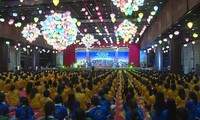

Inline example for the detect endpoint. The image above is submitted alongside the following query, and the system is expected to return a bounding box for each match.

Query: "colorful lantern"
[40,11,78,52]
[21,23,40,43]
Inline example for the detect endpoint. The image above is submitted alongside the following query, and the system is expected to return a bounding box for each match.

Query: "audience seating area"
[0,69,199,120]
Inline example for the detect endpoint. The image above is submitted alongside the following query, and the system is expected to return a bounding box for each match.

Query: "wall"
[182,40,200,74]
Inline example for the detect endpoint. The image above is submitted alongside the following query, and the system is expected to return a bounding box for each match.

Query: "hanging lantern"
[111,18,116,23]
[77,21,81,26]
[138,13,144,18]
[34,17,39,23]
[53,0,59,6]
[187,22,193,29]
[193,33,198,38]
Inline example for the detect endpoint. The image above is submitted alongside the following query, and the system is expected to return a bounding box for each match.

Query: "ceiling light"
[169,34,173,39]
[158,40,162,44]
[154,6,158,11]
[81,8,86,12]
[13,13,18,17]
[184,44,187,47]
[174,31,179,35]
[0,18,5,22]
[166,46,170,49]
[39,10,42,14]
[185,38,189,42]
[150,11,156,16]
[163,38,168,42]
[95,6,99,10]
[192,41,195,44]
[6,41,10,45]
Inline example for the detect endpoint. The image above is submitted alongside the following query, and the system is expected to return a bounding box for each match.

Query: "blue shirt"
[67,101,80,120]
[89,106,109,120]
[125,108,143,120]
[0,103,9,116]
[185,100,200,120]
[53,104,68,120]
[161,110,168,120]
[16,105,34,120]
[99,97,111,111]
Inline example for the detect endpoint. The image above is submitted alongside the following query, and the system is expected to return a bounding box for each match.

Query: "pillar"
[0,41,8,72]
[170,36,182,73]
[31,48,39,70]
[155,45,163,71]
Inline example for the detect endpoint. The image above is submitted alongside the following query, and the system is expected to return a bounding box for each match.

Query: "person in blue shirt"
[123,92,134,111]
[0,92,9,118]
[75,108,86,120]
[185,91,200,120]
[161,98,177,120]
[89,95,110,120]
[177,107,189,120]
[15,97,34,120]
[153,92,165,120]
[53,95,68,120]
[125,99,143,120]
[98,89,111,111]
[40,101,57,120]
[65,92,80,120]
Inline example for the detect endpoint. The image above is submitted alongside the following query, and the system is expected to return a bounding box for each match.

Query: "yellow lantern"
[77,21,81,26]
[187,22,193,29]
[53,0,59,6]
[111,18,116,23]
[138,13,143,18]
[193,33,198,38]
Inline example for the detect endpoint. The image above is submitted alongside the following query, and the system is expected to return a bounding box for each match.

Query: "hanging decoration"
[111,0,145,16]
[40,11,78,52]
[81,34,97,49]
[110,13,116,23]
[116,19,137,42]
[53,0,59,6]
[21,23,41,43]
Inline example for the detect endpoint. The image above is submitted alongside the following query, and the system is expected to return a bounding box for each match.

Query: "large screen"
[118,52,129,62]
[76,52,87,62]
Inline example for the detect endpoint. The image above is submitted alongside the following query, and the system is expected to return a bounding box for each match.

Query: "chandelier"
[21,23,40,43]
[116,19,137,42]
[40,11,78,52]
[81,34,97,49]
[111,0,145,15]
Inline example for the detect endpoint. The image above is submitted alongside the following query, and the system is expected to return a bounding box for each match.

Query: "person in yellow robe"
[29,88,42,109]
[75,87,87,110]
[40,90,53,115]
[6,85,19,107]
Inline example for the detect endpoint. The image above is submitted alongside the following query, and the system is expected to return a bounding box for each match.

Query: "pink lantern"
[21,16,25,20]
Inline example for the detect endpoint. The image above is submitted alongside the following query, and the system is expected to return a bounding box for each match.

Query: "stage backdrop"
[63,43,140,67]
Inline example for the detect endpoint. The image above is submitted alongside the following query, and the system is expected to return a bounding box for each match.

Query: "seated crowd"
[0,69,199,120]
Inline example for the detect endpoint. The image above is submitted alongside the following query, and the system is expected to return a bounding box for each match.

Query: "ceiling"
[143,3,200,52]
[0,0,167,48]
